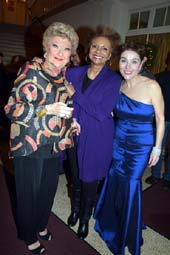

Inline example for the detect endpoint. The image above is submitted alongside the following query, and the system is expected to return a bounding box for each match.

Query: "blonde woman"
[5,22,80,254]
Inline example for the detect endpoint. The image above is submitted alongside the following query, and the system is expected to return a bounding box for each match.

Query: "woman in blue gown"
[94,41,165,255]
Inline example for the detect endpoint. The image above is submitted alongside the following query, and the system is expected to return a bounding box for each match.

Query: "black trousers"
[67,146,98,207]
[13,156,60,245]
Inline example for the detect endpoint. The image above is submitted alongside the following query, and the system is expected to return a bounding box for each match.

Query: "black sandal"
[28,244,45,254]
[39,230,52,241]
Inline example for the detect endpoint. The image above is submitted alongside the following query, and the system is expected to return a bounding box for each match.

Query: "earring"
[85,55,91,64]
[106,58,112,66]
[44,52,47,59]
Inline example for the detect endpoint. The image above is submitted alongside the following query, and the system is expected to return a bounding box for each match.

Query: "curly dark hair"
[87,25,121,59]
[118,41,146,61]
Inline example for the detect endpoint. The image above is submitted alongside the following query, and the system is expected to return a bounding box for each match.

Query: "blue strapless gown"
[94,92,155,255]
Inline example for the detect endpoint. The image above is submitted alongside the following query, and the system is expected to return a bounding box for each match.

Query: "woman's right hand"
[46,102,73,118]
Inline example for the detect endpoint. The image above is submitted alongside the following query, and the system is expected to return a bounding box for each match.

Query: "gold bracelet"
[36,106,47,117]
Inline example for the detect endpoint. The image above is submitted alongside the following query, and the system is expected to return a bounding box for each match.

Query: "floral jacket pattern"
[4,59,75,157]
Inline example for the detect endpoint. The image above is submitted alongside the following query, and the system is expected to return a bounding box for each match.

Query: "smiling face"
[45,36,72,70]
[88,36,112,67]
[119,50,142,80]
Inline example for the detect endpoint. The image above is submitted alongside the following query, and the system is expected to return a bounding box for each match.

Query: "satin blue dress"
[94,92,155,255]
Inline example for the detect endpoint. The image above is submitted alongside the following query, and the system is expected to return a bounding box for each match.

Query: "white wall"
[44,0,129,43]
[44,0,169,43]
[45,1,100,29]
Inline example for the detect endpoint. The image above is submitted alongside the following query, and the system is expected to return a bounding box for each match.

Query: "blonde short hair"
[43,22,79,54]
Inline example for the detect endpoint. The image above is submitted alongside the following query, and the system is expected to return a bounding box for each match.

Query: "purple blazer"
[66,65,122,182]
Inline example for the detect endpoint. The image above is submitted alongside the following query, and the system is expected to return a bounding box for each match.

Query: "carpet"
[142,181,170,240]
[0,166,100,255]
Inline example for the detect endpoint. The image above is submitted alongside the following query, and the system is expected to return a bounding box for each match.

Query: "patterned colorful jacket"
[4,59,75,157]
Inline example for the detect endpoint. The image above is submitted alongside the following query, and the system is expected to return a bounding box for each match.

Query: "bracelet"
[35,106,47,117]
[23,105,34,123]
[152,146,161,156]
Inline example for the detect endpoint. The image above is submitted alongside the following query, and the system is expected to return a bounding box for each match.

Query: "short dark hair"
[118,41,146,61]
[86,26,121,62]
[0,52,4,57]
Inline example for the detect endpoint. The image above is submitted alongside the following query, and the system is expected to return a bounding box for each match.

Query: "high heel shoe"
[38,230,52,241]
[28,244,45,254]
[67,211,79,226]
[77,221,89,239]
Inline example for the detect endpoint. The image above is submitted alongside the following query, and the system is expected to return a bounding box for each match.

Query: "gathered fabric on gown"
[94,92,155,255]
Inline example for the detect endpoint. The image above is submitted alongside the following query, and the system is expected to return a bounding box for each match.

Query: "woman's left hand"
[46,102,73,118]
[71,118,81,135]
[148,151,160,167]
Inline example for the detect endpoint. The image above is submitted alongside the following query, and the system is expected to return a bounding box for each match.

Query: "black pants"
[13,156,60,245]
[67,146,98,210]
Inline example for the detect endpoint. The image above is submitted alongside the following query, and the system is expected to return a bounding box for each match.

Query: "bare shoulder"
[145,78,163,106]
[142,77,161,93]
[149,79,161,93]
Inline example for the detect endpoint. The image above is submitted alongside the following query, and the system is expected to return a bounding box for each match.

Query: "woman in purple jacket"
[66,26,122,239]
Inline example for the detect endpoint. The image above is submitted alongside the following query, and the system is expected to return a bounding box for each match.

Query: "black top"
[81,73,93,93]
